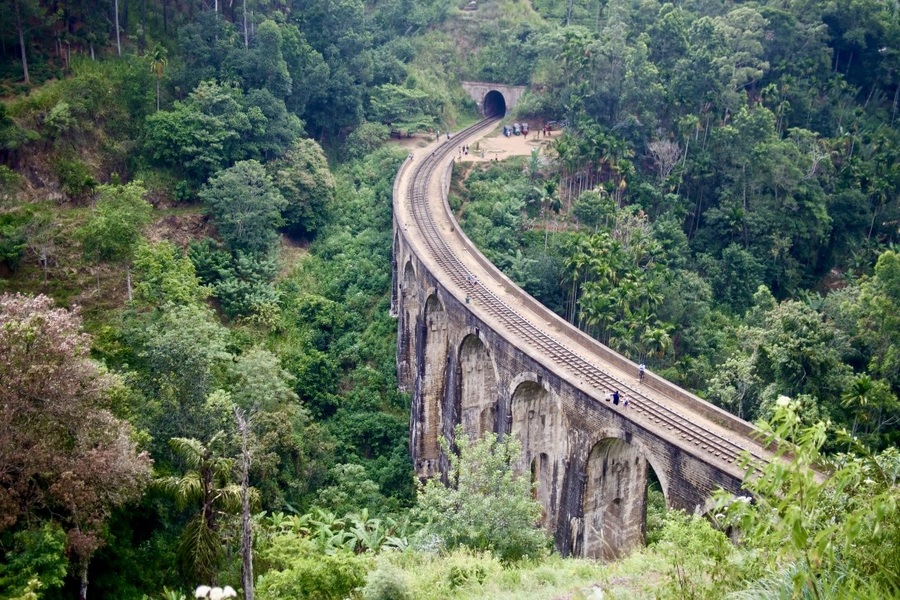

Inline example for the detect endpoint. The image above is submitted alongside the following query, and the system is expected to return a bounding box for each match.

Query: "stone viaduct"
[460,81,527,116]
[392,118,774,560]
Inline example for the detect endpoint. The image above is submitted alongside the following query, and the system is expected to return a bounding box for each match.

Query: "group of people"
[608,389,627,407]
[606,363,646,408]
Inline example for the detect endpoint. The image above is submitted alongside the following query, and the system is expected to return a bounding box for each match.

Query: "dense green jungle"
[1,0,899,597]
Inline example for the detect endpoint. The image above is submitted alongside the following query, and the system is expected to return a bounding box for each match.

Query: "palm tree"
[534,179,559,251]
[157,434,243,584]
[148,44,168,111]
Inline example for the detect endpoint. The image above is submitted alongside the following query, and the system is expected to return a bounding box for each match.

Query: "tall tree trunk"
[243,0,249,48]
[40,247,48,283]
[126,264,132,301]
[892,81,899,127]
[114,0,122,55]
[79,561,89,600]
[14,0,30,84]
[156,77,160,111]
[235,409,255,600]
[141,0,147,50]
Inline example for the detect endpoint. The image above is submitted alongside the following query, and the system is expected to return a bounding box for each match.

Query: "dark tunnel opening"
[483,90,507,117]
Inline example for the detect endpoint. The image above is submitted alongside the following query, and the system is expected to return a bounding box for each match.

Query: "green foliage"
[856,251,900,389]
[718,396,900,596]
[132,241,210,306]
[269,138,335,236]
[415,429,548,563]
[563,209,673,358]
[188,238,233,285]
[0,523,68,599]
[129,302,231,446]
[43,101,74,139]
[315,464,394,517]
[0,165,19,194]
[144,82,301,184]
[212,250,281,321]
[343,122,391,161]
[234,20,293,100]
[643,485,667,547]
[360,559,412,600]
[53,155,97,200]
[261,508,412,557]
[200,160,286,255]
[226,346,297,413]
[653,511,739,599]
[272,147,413,508]
[372,549,507,599]
[0,210,30,271]
[80,181,152,265]
[367,83,437,130]
[156,434,244,585]
[256,535,369,600]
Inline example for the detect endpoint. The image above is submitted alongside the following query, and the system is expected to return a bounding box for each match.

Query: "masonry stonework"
[395,235,745,559]
[460,81,527,116]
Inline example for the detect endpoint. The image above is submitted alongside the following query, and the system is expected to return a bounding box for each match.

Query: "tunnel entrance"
[483,90,507,117]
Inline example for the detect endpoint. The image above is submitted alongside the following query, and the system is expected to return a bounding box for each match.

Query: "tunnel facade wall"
[460,81,527,116]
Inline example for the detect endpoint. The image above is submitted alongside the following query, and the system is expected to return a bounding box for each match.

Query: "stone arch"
[509,377,566,530]
[390,231,399,317]
[483,90,507,117]
[580,432,667,560]
[397,261,418,391]
[402,260,416,291]
[458,333,499,440]
[415,293,449,477]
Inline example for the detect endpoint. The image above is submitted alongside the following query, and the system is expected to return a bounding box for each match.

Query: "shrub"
[360,560,412,600]
[414,429,549,563]
[654,511,738,600]
[53,155,96,200]
[256,535,369,600]
[343,122,390,161]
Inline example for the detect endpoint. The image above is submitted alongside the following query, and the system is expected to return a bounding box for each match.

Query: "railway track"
[400,118,769,473]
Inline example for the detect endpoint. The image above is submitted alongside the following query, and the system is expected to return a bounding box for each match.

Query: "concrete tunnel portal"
[483,90,507,117]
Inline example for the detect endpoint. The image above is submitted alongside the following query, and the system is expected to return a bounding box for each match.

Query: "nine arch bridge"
[392,117,774,559]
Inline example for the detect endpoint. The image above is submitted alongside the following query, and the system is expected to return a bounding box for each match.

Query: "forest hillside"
[1,0,899,598]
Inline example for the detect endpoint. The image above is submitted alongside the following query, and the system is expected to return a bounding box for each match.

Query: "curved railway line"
[398,117,773,477]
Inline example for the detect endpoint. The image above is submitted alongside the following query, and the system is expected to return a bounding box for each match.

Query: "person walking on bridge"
[612,390,620,405]
[639,362,646,383]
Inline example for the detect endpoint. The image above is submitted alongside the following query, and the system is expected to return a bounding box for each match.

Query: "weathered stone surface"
[394,242,750,558]
[460,81,527,116]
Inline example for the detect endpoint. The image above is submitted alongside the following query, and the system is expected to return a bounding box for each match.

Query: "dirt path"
[386,123,558,162]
